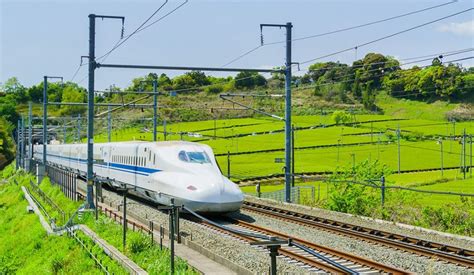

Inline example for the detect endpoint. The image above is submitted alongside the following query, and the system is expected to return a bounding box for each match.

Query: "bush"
[204,86,224,94]
[331,110,351,125]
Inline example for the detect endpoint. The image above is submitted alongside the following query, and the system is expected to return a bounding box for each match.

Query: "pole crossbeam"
[97,63,280,73]
[48,102,154,107]
[219,95,284,121]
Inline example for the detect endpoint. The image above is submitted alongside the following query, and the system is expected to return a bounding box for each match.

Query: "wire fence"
[245,178,474,206]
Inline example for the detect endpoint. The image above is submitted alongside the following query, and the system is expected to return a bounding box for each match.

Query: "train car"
[33,141,243,213]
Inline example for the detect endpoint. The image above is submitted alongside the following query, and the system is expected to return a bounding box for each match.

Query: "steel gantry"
[85,13,293,207]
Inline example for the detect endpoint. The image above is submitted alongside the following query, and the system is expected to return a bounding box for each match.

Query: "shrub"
[204,86,224,94]
[331,110,351,125]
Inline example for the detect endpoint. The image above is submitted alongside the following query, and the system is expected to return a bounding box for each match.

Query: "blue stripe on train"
[39,152,161,176]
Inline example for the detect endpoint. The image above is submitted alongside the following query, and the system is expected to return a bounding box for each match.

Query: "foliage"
[0,172,111,274]
[325,160,391,215]
[0,117,15,169]
[234,71,267,89]
[331,110,351,125]
[204,85,224,94]
[0,77,28,103]
[60,85,86,115]
[0,96,20,125]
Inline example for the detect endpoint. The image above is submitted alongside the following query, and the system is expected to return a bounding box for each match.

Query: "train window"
[178,151,189,162]
[179,151,211,164]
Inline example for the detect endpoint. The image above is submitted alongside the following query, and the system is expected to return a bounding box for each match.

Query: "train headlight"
[187,185,197,191]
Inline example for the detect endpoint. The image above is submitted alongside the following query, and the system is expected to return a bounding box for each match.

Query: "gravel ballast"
[245,196,474,250]
[243,196,474,273]
[95,186,311,274]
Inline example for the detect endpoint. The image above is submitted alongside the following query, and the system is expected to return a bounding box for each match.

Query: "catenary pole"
[21,116,25,168]
[86,14,96,208]
[86,14,125,208]
[43,76,48,165]
[463,129,467,179]
[77,114,81,142]
[28,102,33,166]
[260,22,293,202]
[153,80,158,142]
[397,124,401,174]
[108,105,112,142]
[284,22,293,203]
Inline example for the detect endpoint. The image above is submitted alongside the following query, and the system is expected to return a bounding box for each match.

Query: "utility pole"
[21,116,25,168]
[87,14,97,209]
[41,76,62,180]
[463,129,466,179]
[42,76,48,167]
[291,125,295,187]
[77,114,81,142]
[63,119,67,144]
[107,105,112,142]
[153,80,158,142]
[337,139,341,162]
[28,101,33,170]
[86,13,125,209]
[260,22,292,202]
[16,120,20,170]
[163,120,167,141]
[438,139,443,177]
[470,135,472,178]
[397,125,401,174]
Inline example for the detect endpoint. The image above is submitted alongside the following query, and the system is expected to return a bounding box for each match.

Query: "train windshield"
[178,151,211,164]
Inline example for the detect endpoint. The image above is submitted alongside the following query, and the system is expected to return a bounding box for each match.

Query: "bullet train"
[33,141,244,213]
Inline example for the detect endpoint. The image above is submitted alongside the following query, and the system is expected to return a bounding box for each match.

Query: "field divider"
[217,140,390,156]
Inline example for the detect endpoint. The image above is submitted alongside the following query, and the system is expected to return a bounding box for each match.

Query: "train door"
[133,144,139,187]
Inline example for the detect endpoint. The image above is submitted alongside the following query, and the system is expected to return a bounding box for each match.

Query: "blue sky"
[1,0,473,90]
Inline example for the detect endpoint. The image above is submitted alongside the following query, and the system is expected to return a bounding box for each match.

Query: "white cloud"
[437,20,474,36]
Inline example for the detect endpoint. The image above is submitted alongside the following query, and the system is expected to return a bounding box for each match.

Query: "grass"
[376,92,457,121]
[0,166,197,274]
[34,174,197,274]
[219,140,469,180]
[0,170,111,274]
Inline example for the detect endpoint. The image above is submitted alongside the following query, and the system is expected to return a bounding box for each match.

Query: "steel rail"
[242,201,474,268]
[229,217,408,274]
[189,216,349,274]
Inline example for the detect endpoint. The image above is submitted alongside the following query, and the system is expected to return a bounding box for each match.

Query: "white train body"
[33,141,243,212]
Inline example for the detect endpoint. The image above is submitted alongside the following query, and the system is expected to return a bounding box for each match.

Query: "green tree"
[326,160,391,215]
[0,77,28,103]
[0,97,19,125]
[0,117,15,169]
[185,71,210,87]
[172,75,195,90]
[60,86,86,115]
[331,110,351,125]
[234,71,267,89]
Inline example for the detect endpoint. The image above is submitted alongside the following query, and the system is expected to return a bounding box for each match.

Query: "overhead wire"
[96,0,170,61]
[72,0,189,84]
[221,0,458,67]
[293,55,474,93]
[298,8,474,66]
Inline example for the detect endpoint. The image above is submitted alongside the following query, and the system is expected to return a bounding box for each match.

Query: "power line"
[221,0,458,67]
[283,0,459,44]
[72,0,189,84]
[96,0,170,61]
[128,0,189,36]
[293,56,474,92]
[299,8,473,66]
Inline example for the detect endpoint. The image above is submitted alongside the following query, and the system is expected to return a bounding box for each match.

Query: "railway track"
[236,165,474,184]
[192,215,408,274]
[77,188,406,273]
[242,201,474,269]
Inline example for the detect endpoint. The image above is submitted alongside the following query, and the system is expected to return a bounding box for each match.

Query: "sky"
[1,0,473,90]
